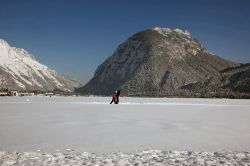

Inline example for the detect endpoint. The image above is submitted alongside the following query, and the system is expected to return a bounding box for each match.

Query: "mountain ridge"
[0,38,83,92]
[77,27,249,98]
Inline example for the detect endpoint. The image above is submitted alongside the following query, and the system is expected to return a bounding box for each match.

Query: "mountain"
[220,63,250,93]
[0,39,83,92]
[77,27,249,97]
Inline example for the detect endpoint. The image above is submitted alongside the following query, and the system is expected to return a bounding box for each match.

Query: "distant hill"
[221,64,250,93]
[0,39,83,92]
[77,27,249,98]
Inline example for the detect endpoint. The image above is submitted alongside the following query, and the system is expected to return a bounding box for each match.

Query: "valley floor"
[0,96,250,165]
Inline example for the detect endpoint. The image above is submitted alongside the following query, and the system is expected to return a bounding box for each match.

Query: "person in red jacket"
[110,91,117,104]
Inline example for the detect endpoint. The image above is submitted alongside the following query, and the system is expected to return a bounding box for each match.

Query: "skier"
[110,91,117,104]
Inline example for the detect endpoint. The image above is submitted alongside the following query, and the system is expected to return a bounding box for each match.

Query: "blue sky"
[0,0,249,82]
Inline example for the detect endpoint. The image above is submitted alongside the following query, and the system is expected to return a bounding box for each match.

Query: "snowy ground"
[1,150,250,165]
[0,96,250,165]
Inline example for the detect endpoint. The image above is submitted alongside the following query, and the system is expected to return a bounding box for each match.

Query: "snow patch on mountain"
[0,39,83,91]
[153,27,191,37]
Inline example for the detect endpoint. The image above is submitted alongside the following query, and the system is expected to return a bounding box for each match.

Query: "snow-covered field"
[0,96,250,165]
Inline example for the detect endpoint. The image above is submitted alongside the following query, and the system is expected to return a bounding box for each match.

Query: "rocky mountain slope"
[220,63,250,93]
[77,27,249,97]
[0,39,83,92]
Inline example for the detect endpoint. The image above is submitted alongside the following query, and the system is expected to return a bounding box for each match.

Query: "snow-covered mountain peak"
[12,47,36,60]
[174,28,190,36]
[153,27,171,34]
[0,39,36,60]
[152,27,191,37]
[0,38,83,92]
[0,39,10,47]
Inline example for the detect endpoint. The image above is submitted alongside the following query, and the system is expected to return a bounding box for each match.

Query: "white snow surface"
[0,97,250,153]
[153,27,191,37]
